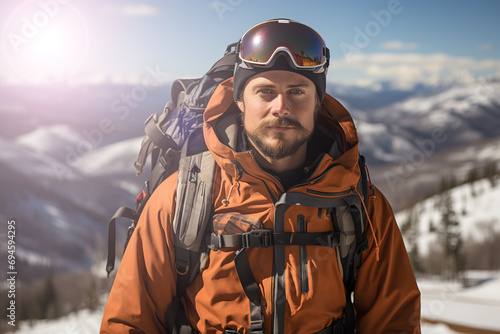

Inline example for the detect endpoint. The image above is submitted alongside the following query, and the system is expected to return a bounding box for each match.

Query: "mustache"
[261,117,304,129]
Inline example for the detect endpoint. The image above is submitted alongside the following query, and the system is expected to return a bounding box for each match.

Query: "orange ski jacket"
[100,78,421,333]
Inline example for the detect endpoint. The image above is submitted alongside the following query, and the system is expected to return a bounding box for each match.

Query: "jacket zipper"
[289,163,341,191]
[231,160,280,203]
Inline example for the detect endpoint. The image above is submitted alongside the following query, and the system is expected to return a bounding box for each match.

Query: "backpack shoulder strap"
[165,127,217,333]
[172,135,216,283]
[342,154,370,334]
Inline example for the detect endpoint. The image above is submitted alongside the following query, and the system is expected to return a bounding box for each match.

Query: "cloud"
[330,52,500,89]
[380,41,419,50]
[106,4,159,17]
[478,43,492,51]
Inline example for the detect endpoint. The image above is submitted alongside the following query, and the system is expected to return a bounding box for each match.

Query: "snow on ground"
[5,307,104,334]
[421,323,463,334]
[419,276,500,333]
[6,309,464,334]
[6,276,500,334]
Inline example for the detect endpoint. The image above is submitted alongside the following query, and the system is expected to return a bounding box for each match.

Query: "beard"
[243,116,313,160]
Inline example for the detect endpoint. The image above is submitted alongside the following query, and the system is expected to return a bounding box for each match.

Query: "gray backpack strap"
[172,145,216,284]
[166,142,216,334]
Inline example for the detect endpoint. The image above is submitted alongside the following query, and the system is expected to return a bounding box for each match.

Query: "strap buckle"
[250,320,264,334]
[242,230,272,248]
[327,232,341,247]
[206,233,222,251]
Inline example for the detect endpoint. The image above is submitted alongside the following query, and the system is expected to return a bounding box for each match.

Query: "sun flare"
[3,1,89,83]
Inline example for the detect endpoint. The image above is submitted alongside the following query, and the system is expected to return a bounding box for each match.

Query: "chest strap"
[207,229,340,251]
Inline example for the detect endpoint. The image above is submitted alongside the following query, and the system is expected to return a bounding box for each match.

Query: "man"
[101,19,420,333]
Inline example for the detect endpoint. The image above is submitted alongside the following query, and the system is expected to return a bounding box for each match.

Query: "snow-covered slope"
[371,81,500,124]
[356,80,500,166]
[13,124,146,185]
[370,136,500,211]
[0,135,144,272]
[74,136,148,195]
[16,124,87,160]
[0,136,81,181]
[74,136,144,177]
[395,178,500,256]
[7,277,500,334]
[355,120,415,163]
[419,276,500,333]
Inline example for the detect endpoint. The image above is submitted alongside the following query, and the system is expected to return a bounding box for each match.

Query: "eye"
[258,88,275,95]
[288,89,305,96]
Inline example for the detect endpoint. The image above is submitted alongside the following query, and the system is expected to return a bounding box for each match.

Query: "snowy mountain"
[371,81,500,124]
[369,135,500,211]
[355,119,415,163]
[0,79,499,275]
[354,80,500,166]
[0,83,171,141]
[15,124,87,161]
[0,134,145,273]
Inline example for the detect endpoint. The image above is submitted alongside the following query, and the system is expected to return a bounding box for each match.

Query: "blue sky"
[1,0,499,88]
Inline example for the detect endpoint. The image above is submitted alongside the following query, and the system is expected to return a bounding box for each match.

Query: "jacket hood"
[203,77,361,193]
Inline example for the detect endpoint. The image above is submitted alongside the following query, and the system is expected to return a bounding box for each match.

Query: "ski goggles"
[238,19,329,70]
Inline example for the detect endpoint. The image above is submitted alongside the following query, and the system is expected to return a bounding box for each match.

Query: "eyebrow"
[287,83,310,88]
[253,82,311,89]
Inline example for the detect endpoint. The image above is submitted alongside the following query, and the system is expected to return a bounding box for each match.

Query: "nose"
[271,93,290,117]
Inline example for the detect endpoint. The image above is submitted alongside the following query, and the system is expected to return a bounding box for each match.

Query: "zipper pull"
[189,164,200,183]
[222,163,242,207]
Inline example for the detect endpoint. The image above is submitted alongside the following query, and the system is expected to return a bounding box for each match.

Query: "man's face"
[237,70,318,161]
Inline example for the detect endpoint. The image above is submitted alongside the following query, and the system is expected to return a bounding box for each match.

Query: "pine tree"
[84,274,102,311]
[402,207,422,273]
[428,219,436,233]
[468,168,478,197]
[38,272,59,319]
[484,161,498,188]
[438,190,463,280]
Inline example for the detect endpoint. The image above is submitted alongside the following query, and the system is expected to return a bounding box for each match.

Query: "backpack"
[105,42,370,334]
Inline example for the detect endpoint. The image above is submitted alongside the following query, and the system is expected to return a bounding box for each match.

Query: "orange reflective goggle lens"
[239,20,328,69]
